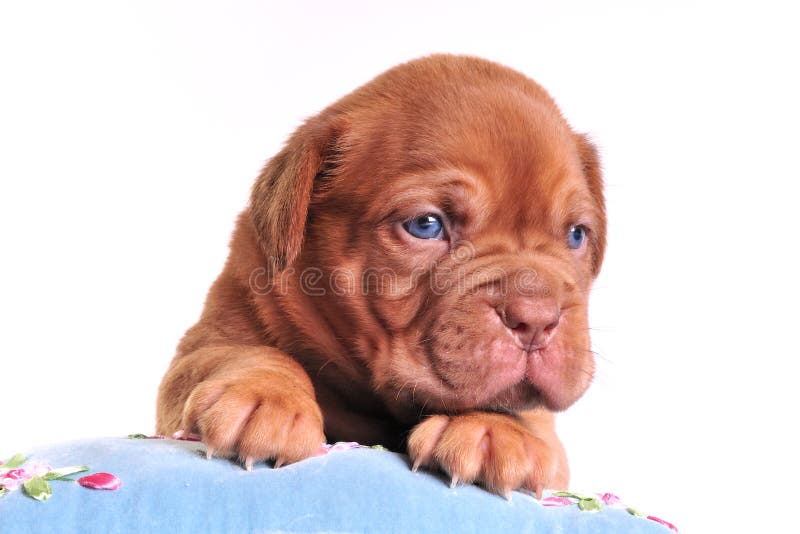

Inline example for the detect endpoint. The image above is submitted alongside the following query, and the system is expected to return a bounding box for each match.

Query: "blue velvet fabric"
[1,438,671,533]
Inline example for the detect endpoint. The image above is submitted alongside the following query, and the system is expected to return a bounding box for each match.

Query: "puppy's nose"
[496,298,560,351]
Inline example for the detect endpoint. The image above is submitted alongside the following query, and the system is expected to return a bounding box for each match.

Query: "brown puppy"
[157,54,606,497]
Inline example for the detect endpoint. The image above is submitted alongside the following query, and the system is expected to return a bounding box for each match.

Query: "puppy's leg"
[157,345,325,468]
[407,407,568,498]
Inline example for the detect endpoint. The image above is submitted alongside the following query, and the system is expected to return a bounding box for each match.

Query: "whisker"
[316,359,334,376]
[418,396,430,417]
[395,379,412,401]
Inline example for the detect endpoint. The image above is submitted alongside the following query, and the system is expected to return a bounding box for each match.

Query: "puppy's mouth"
[417,311,586,413]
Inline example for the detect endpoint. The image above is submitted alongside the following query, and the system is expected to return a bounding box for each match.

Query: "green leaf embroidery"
[578,498,602,512]
[0,487,6,498]
[627,507,646,518]
[2,453,27,470]
[127,433,149,439]
[369,445,388,451]
[552,491,594,501]
[551,491,578,499]
[23,476,52,502]
[44,466,89,480]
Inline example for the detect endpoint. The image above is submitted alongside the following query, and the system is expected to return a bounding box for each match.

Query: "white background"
[1,2,798,532]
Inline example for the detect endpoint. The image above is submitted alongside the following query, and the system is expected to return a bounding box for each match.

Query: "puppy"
[157,54,606,497]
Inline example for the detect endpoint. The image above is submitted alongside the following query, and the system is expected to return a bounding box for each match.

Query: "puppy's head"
[250,55,606,421]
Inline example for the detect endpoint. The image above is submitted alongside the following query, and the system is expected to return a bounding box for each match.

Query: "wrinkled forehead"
[337,85,593,229]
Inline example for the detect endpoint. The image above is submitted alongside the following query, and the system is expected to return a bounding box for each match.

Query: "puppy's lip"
[423,337,529,410]
[524,345,579,412]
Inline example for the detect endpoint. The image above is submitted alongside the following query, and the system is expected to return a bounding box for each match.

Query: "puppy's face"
[250,56,606,422]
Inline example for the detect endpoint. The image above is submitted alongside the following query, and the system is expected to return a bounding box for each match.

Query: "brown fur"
[157,54,606,495]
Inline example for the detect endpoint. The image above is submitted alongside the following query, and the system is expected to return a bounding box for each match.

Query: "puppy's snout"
[497,297,560,352]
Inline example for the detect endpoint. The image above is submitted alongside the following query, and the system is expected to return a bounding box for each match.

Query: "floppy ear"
[250,115,343,271]
[575,134,607,276]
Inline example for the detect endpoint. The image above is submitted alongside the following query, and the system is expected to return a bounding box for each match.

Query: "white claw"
[450,475,459,488]
[273,458,284,469]
[205,448,215,460]
[244,457,254,471]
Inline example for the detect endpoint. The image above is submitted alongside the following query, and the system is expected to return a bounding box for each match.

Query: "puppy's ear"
[575,134,607,276]
[250,115,343,271]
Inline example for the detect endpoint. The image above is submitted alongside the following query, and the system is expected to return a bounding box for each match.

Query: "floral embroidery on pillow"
[2,436,678,533]
[0,454,121,502]
[541,491,678,532]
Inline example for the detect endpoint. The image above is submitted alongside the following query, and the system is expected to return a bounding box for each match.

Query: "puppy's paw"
[408,412,559,498]
[180,369,324,469]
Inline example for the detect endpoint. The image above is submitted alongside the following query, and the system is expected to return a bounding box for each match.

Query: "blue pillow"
[0,437,675,533]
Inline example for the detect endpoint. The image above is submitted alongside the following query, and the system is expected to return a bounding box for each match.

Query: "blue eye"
[567,225,587,249]
[403,214,444,240]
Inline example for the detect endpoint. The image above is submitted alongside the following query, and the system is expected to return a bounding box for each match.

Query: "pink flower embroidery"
[328,442,360,452]
[3,468,27,481]
[26,461,53,478]
[647,515,678,532]
[314,441,362,456]
[540,496,573,507]
[0,462,52,493]
[78,472,122,490]
[1,471,26,492]
[599,492,622,507]
[169,430,201,441]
